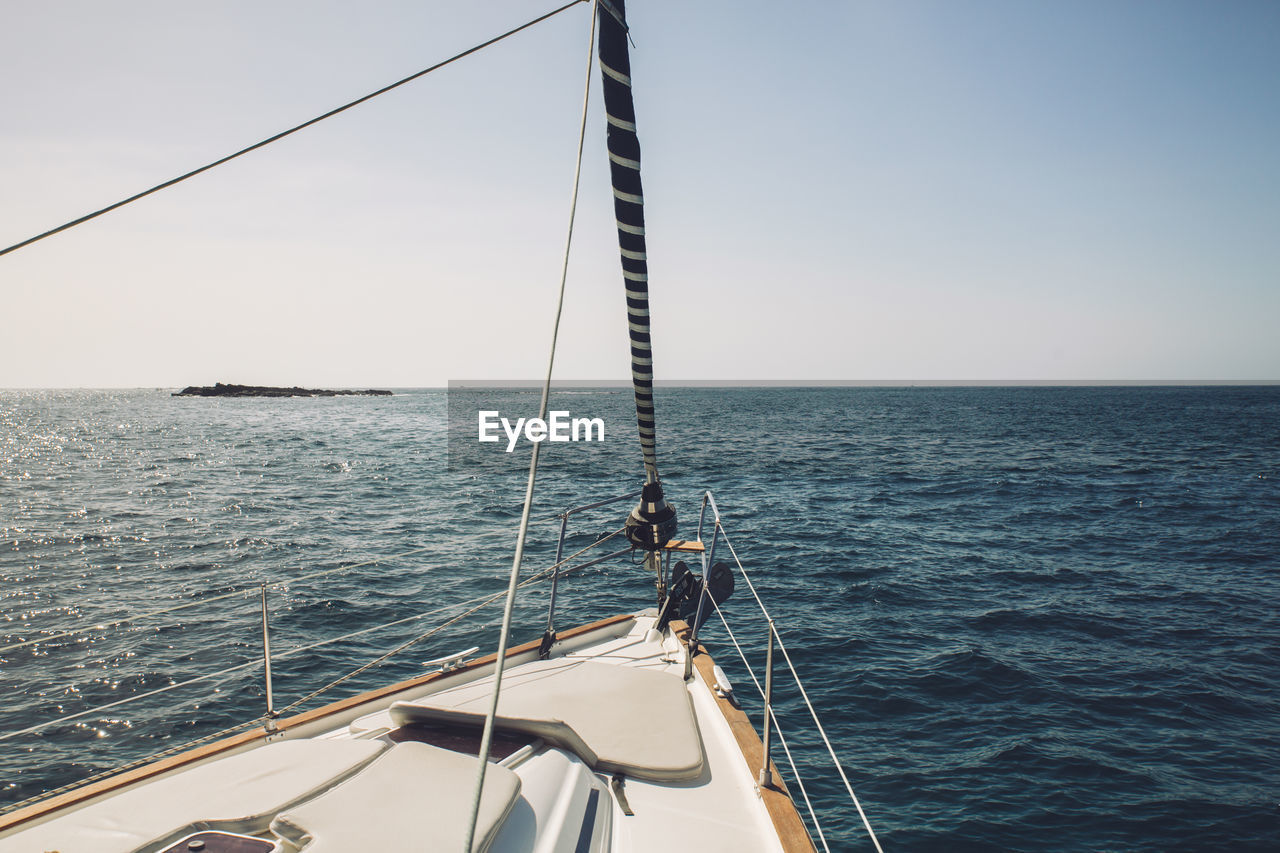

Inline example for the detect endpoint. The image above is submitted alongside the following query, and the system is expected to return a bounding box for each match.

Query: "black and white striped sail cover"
[598,0,678,551]
[597,0,659,484]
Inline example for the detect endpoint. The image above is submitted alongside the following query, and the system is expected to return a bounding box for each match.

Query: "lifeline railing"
[0,525,628,816]
[690,490,885,853]
[541,487,641,654]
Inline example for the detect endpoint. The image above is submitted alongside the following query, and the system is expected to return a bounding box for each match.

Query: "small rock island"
[174,383,392,398]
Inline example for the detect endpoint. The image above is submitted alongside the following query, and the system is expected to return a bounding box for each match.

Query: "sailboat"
[0,2,879,850]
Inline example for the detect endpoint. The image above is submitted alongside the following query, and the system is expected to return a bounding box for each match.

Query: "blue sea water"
[1,386,1278,850]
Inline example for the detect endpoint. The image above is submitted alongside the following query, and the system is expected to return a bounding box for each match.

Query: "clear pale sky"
[2,0,1277,387]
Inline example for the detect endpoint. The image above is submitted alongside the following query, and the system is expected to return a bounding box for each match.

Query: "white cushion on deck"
[270,741,521,853]
[389,659,705,782]
[0,738,384,853]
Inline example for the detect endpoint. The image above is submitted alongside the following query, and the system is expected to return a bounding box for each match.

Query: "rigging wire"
[0,543,443,656]
[699,582,832,851]
[0,527,625,748]
[0,0,587,259]
[1,530,607,658]
[693,491,878,849]
[716,524,886,853]
[0,526,620,816]
[463,4,598,850]
[271,527,625,719]
[0,657,264,746]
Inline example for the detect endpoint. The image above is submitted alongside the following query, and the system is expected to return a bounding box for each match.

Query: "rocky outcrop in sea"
[173,383,392,398]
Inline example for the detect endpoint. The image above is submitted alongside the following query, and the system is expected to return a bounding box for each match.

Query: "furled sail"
[597,0,677,550]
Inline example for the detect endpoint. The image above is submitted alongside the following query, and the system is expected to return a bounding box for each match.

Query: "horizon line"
[4,379,1280,391]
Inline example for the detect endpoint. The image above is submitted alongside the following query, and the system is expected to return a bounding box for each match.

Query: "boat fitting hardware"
[610,773,634,816]
[758,619,776,790]
[624,481,677,551]
[421,646,479,672]
[658,561,734,635]
[712,664,735,700]
[537,630,557,660]
[259,584,275,730]
[544,488,642,653]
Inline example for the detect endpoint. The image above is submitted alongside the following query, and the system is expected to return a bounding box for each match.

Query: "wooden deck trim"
[662,538,705,552]
[0,612,635,833]
[670,619,818,853]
